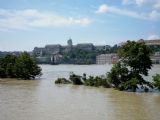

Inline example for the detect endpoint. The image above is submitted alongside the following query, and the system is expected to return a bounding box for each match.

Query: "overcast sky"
[0,0,160,51]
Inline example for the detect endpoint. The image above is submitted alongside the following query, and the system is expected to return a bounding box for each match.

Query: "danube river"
[0,64,160,120]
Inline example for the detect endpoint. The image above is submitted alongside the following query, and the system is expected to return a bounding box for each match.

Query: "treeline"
[61,45,119,64]
[0,52,42,79]
[62,49,96,64]
[55,41,160,92]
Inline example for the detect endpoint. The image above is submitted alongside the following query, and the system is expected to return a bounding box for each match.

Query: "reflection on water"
[0,64,160,120]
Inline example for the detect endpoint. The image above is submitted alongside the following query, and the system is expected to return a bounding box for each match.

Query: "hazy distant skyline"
[0,0,160,51]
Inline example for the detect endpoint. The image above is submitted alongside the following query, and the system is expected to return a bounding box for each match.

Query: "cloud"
[122,0,160,9]
[0,9,92,30]
[149,10,160,20]
[95,4,109,13]
[135,0,147,6]
[96,4,160,21]
[122,0,133,5]
[122,0,149,6]
[147,34,160,40]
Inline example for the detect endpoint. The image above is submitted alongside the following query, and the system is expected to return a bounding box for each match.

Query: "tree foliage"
[118,41,152,76]
[107,41,153,92]
[0,52,42,79]
[153,74,160,90]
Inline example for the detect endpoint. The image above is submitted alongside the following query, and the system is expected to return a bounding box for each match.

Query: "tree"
[14,52,42,79]
[108,41,153,92]
[107,62,129,90]
[118,41,152,76]
[0,55,17,78]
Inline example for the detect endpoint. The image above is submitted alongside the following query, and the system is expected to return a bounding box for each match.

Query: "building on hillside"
[33,38,110,57]
[138,39,160,45]
[76,43,94,51]
[51,54,63,64]
[33,38,111,64]
[36,56,51,64]
[33,47,46,56]
[45,44,62,55]
[96,54,119,64]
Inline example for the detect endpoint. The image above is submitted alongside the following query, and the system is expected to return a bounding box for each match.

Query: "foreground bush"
[153,74,160,90]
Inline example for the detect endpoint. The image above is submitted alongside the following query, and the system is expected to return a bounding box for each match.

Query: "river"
[0,64,160,120]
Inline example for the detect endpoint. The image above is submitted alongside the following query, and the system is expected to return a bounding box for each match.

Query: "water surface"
[0,64,160,120]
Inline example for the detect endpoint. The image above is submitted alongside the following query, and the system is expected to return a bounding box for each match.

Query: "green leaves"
[0,52,42,79]
[69,72,83,85]
[118,41,152,76]
[108,40,153,92]
[153,74,160,90]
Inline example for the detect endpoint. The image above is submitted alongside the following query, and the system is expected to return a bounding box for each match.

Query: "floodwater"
[0,64,160,120]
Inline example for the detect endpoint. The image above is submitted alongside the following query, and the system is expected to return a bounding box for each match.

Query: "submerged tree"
[0,55,17,78]
[108,41,153,92]
[15,52,42,79]
[118,41,152,76]
[0,52,42,79]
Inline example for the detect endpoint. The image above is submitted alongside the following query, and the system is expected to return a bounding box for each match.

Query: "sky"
[0,0,160,51]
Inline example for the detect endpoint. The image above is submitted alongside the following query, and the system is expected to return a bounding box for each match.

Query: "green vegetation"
[153,74,160,90]
[55,73,110,88]
[55,78,71,84]
[107,41,153,92]
[55,41,160,92]
[0,52,42,79]
[62,49,97,64]
[69,72,83,85]
[84,75,110,88]
[148,45,160,53]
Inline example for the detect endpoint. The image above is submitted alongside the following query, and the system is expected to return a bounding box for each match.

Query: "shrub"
[69,73,83,85]
[55,78,71,84]
[84,75,110,88]
[153,74,160,90]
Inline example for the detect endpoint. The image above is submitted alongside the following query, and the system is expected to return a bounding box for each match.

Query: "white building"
[96,54,119,64]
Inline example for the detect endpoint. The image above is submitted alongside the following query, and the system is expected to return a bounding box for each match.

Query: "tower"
[67,37,72,47]
[66,37,73,52]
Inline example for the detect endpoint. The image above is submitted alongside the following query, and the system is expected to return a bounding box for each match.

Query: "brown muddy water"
[0,64,160,120]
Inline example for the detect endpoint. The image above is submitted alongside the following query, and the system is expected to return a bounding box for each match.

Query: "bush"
[153,74,160,90]
[84,75,110,88]
[69,73,83,85]
[55,78,71,84]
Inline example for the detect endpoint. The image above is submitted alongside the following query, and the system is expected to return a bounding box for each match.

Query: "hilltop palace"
[33,38,160,64]
[33,38,110,64]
